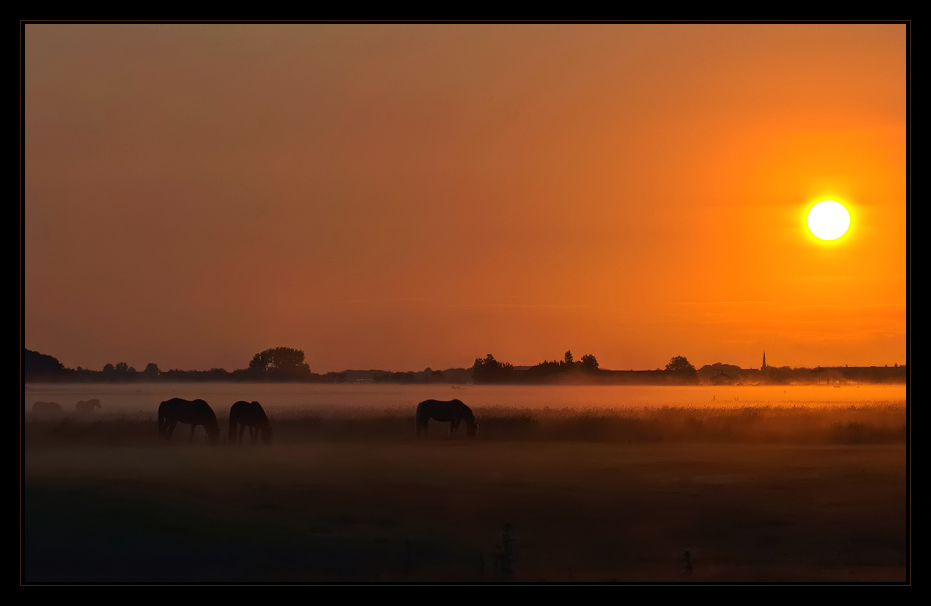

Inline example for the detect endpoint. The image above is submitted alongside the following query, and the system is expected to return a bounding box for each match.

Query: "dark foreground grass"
[23,406,907,583]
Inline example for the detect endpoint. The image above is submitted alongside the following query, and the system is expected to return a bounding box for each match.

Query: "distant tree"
[564,350,574,366]
[665,356,696,373]
[24,349,66,376]
[580,354,599,371]
[248,347,311,379]
[472,354,514,383]
[249,350,272,373]
[103,363,115,373]
[115,362,129,373]
[144,362,160,377]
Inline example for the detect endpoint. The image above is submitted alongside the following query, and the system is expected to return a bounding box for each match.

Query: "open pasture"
[23,394,907,583]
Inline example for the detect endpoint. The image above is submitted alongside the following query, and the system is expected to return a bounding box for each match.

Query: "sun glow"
[807,200,850,240]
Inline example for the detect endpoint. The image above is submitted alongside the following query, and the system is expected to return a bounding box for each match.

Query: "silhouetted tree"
[472,354,514,383]
[664,356,698,384]
[24,349,66,377]
[103,363,115,373]
[143,363,160,379]
[249,352,269,373]
[580,354,599,371]
[665,356,696,373]
[564,350,574,366]
[249,350,272,373]
[248,347,311,379]
[115,362,129,373]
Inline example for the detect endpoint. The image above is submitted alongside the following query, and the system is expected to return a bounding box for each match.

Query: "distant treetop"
[24,349,65,375]
[248,347,311,379]
[665,356,696,373]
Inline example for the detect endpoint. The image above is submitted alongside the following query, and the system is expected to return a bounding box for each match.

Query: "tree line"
[25,347,314,383]
[471,351,698,384]
[24,348,904,385]
[24,347,471,384]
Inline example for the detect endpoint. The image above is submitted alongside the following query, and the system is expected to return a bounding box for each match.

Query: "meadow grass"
[23,403,907,583]
[25,403,906,446]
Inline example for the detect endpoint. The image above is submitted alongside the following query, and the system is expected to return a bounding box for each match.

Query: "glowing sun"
[807,200,850,240]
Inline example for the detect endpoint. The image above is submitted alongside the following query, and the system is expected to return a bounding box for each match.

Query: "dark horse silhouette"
[158,398,220,445]
[228,400,272,445]
[76,399,101,413]
[415,399,478,438]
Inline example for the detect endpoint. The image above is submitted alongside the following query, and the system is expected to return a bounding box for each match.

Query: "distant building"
[761,351,767,371]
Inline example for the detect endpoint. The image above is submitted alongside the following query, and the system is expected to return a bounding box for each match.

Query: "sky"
[24,23,907,373]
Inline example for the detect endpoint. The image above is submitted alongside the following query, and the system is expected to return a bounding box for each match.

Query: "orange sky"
[24,24,907,372]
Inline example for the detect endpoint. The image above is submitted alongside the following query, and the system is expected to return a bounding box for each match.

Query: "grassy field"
[23,405,908,583]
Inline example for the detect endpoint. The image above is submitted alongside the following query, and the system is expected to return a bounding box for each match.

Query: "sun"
[807,200,850,240]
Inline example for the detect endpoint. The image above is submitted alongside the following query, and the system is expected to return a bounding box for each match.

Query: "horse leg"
[167,421,177,439]
[239,425,245,445]
[189,424,196,445]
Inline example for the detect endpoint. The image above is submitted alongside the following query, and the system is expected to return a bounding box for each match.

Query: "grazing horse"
[32,401,63,417]
[228,400,273,445]
[415,399,478,438]
[158,398,220,445]
[75,399,101,413]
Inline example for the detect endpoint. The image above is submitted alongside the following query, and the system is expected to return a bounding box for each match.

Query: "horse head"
[458,401,478,437]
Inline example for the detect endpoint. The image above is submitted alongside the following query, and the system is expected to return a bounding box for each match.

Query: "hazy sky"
[24,24,907,372]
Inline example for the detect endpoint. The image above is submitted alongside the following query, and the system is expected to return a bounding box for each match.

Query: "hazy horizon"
[24,24,906,373]
[23,344,906,375]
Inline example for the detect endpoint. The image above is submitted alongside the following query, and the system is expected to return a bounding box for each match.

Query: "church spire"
[762,351,767,370]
